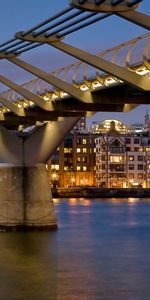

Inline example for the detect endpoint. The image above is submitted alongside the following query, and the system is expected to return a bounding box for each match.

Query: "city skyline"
[0,0,149,123]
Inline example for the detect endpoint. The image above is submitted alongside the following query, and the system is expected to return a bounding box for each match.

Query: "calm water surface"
[0,198,150,300]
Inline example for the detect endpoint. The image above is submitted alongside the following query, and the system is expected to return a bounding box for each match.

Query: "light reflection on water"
[0,198,150,300]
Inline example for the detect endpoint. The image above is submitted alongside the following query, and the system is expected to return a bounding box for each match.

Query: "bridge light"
[111,0,124,6]
[127,0,142,7]
[44,95,50,101]
[95,0,106,5]
[105,77,117,86]
[92,81,102,89]
[51,93,59,101]
[17,103,22,108]
[136,68,149,76]
[80,84,89,91]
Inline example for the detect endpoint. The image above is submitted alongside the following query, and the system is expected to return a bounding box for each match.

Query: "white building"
[95,120,150,188]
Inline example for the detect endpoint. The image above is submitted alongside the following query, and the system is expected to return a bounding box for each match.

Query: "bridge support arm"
[0,125,22,164]
[116,11,150,30]
[8,57,94,103]
[24,117,80,164]
[48,40,150,91]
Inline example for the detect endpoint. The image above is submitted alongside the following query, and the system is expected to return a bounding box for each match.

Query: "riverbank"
[52,187,150,198]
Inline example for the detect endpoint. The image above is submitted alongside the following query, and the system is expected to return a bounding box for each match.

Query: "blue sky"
[0,0,149,126]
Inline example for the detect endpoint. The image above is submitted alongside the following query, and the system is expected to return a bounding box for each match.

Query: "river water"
[0,198,150,300]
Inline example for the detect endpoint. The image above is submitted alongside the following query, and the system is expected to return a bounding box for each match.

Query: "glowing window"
[129,156,134,161]
[77,166,81,171]
[64,148,72,153]
[83,166,87,171]
[83,148,87,153]
[51,164,59,170]
[77,148,81,153]
[82,139,87,145]
[110,156,123,162]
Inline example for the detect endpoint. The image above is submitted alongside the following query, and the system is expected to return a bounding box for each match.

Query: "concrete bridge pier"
[0,117,79,230]
[0,164,57,231]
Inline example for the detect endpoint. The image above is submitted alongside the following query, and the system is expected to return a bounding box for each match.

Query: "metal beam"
[116,11,150,30]
[0,124,22,163]
[48,40,150,91]
[0,74,55,111]
[0,96,25,116]
[0,104,132,127]
[8,57,95,104]
[24,118,81,164]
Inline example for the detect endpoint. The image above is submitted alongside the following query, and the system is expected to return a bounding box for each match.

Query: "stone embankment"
[52,187,150,198]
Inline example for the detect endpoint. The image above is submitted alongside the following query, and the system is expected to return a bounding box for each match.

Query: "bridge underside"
[1,83,149,129]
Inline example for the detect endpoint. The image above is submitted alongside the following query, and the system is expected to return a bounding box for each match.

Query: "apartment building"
[95,121,150,188]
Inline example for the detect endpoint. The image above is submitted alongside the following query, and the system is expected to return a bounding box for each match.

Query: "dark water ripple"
[0,198,150,300]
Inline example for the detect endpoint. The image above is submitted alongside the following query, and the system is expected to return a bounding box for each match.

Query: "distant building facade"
[48,131,97,187]
[48,116,150,188]
[95,121,150,188]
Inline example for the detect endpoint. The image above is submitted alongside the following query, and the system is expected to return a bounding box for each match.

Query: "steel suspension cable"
[6,42,34,54]
[0,37,17,49]
[33,10,84,37]
[16,43,41,55]
[0,6,74,51]
[21,7,74,37]
[45,11,98,37]
[15,13,112,55]
[57,13,112,37]
[0,40,25,52]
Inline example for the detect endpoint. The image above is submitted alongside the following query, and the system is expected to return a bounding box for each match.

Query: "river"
[0,198,150,300]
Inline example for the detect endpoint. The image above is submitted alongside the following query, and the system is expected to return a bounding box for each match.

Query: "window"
[138,173,143,179]
[83,166,87,171]
[129,173,134,179]
[51,164,59,171]
[76,138,81,145]
[64,136,72,147]
[77,166,81,171]
[134,138,140,144]
[102,164,105,170]
[64,148,72,153]
[102,155,105,161]
[83,148,87,153]
[138,156,143,161]
[126,138,131,144]
[110,156,124,162]
[77,157,81,162]
[138,165,143,170]
[77,148,81,153]
[64,166,72,171]
[129,156,134,161]
[83,156,87,163]
[129,164,134,170]
[82,139,87,145]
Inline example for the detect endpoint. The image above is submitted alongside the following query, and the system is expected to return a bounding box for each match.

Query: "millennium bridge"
[0,0,149,230]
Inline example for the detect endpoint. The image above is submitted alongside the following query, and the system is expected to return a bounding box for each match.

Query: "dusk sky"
[0,0,149,126]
